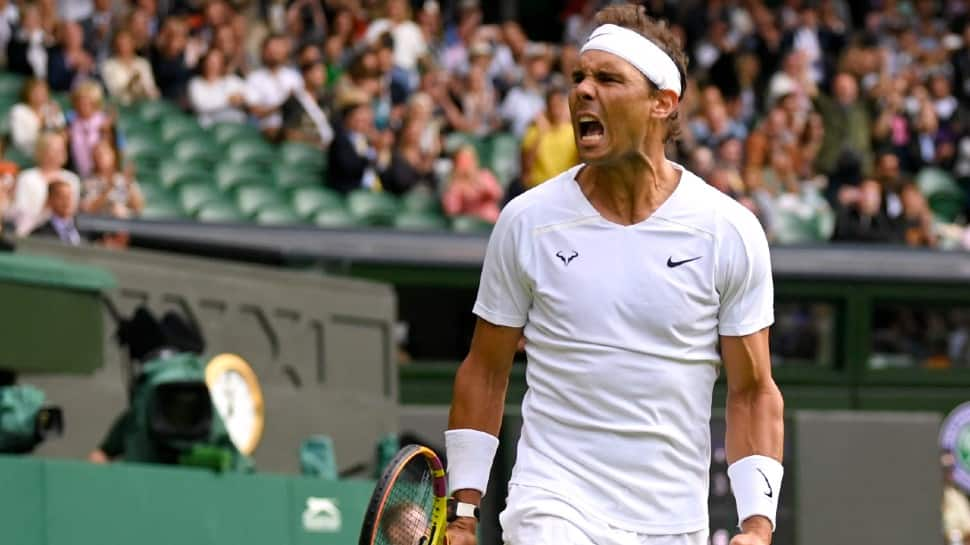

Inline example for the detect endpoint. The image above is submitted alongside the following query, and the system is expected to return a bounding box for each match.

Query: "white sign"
[302,497,342,533]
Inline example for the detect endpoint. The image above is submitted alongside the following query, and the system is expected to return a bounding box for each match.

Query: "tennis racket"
[359,444,449,545]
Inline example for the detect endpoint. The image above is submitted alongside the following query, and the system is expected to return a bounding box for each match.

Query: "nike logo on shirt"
[666,256,701,268]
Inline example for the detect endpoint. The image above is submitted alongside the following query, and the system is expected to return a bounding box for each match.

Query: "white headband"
[580,24,682,97]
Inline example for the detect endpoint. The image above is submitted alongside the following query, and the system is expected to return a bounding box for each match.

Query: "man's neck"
[578,142,680,226]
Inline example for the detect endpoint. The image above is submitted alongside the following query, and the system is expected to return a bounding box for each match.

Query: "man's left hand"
[730,516,771,545]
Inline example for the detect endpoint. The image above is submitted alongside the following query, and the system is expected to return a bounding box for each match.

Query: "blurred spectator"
[832,179,897,243]
[417,1,443,61]
[67,79,110,178]
[327,90,390,194]
[188,47,247,128]
[285,0,326,51]
[31,178,80,245]
[441,145,502,223]
[365,0,427,77]
[9,78,66,157]
[81,140,143,218]
[6,3,49,77]
[779,3,845,85]
[0,0,16,67]
[813,73,873,177]
[520,86,576,190]
[440,0,481,75]
[102,29,160,105]
[898,183,935,247]
[149,16,195,107]
[379,115,438,196]
[942,452,970,545]
[46,20,95,92]
[371,32,409,130]
[281,61,334,150]
[953,25,970,104]
[500,42,550,137]
[245,34,302,141]
[9,132,79,236]
[690,96,748,149]
[0,140,19,232]
[194,0,232,46]
[80,0,115,65]
[125,8,154,56]
[489,21,528,94]
[212,23,246,76]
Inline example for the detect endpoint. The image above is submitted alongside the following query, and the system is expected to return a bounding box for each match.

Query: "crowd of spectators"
[0,0,967,249]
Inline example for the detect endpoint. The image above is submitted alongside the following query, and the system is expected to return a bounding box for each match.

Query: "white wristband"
[727,455,783,532]
[444,428,499,496]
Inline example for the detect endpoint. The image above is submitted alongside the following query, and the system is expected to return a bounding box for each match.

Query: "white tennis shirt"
[473,163,774,534]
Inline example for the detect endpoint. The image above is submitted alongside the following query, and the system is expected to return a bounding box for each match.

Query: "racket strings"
[377,457,437,545]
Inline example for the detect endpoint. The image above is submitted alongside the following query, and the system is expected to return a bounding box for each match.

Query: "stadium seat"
[215,163,273,191]
[160,116,204,142]
[4,145,35,169]
[279,142,326,172]
[141,197,184,220]
[290,186,343,218]
[400,189,441,214]
[136,100,180,123]
[137,180,172,203]
[917,168,964,222]
[312,207,359,228]
[772,208,822,244]
[393,211,449,231]
[274,166,320,190]
[122,134,165,165]
[177,182,223,216]
[172,136,221,166]
[254,203,304,225]
[159,163,211,189]
[451,214,493,233]
[210,122,261,147]
[234,184,286,216]
[0,72,25,97]
[345,190,399,226]
[120,123,159,143]
[225,139,277,167]
[486,132,520,187]
[195,200,247,223]
[51,92,71,113]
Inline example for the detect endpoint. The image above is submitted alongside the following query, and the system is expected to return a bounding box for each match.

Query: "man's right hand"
[444,518,477,545]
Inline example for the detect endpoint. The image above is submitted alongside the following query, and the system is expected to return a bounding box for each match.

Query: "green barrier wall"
[0,456,373,545]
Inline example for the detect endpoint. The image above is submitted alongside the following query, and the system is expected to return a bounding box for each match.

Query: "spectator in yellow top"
[520,86,578,189]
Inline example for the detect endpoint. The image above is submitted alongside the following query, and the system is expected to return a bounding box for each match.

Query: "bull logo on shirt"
[556,250,579,266]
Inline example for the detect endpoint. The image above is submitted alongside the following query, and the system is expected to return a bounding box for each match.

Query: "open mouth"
[578,115,605,144]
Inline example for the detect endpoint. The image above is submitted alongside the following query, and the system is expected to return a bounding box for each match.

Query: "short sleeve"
[716,210,774,336]
[472,205,532,328]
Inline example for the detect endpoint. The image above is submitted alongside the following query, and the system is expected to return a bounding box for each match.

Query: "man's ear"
[650,89,679,121]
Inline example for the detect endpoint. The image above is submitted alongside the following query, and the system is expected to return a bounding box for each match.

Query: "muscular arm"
[722,328,784,542]
[447,318,522,508]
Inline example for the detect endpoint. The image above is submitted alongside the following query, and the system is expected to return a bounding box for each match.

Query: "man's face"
[49,183,75,219]
[346,104,374,134]
[569,50,658,164]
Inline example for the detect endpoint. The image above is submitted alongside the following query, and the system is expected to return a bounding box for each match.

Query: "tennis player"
[444,5,784,545]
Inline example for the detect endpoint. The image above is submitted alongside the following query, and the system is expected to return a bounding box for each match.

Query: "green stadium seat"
[443,132,481,155]
[393,211,448,231]
[290,186,342,218]
[400,189,441,214]
[234,184,285,216]
[141,197,184,220]
[121,123,159,143]
[771,208,821,244]
[274,166,320,190]
[159,162,211,189]
[211,122,261,146]
[346,190,399,226]
[215,163,272,191]
[917,168,965,222]
[254,203,303,225]
[225,139,277,167]
[51,92,71,113]
[172,136,221,166]
[451,214,494,233]
[4,145,35,169]
[0,73,25,98]
[486,132,520,187]
[177,182,223,215]
[137,180,172,203]
[122,134,164,165]
[160,116,204,142]
[195,200,247,223]
[279,142,326,172]
[137,100,180,123]
[312,207,358,228]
